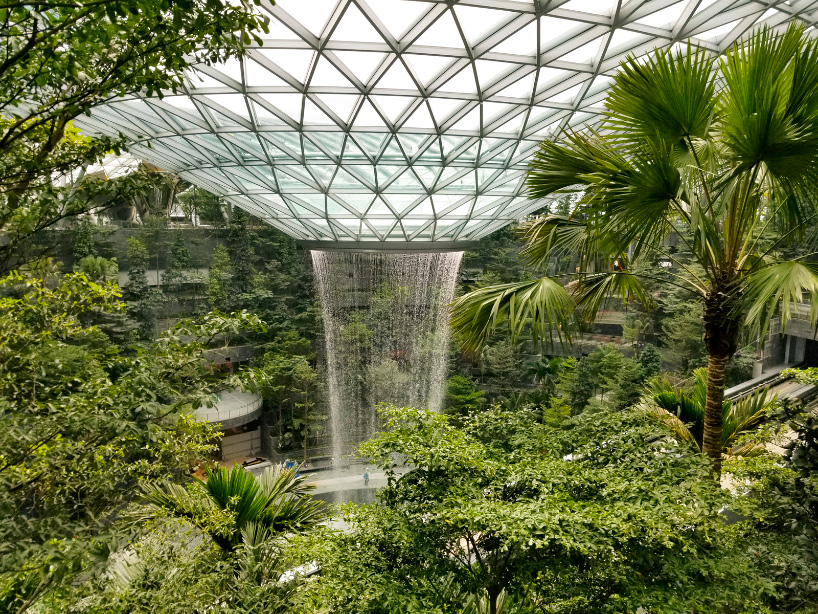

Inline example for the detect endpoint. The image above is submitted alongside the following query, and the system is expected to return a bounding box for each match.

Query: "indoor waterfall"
[311,250,463,461]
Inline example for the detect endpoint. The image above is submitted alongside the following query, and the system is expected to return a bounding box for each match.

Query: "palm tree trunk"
[702,353,729,478]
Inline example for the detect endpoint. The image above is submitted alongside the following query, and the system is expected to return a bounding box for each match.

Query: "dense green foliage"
[296,405,773,614]
[0,271,264,610]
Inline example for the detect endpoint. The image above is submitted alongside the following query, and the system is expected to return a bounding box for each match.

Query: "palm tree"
[523,356,564,394]
[451,25,818,477]
[641,368,774,457]
[141,463,324,553]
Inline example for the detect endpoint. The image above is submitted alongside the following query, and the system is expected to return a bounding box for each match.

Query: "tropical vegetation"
[451,24,818,475]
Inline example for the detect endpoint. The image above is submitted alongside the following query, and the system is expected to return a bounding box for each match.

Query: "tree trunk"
[702,353,729,478]
[488,588,498,614]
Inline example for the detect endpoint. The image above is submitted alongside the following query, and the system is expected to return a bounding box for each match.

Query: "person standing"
[363,469,369,486]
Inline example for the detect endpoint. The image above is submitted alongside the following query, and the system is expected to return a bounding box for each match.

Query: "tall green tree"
[123,236,163,340]
[228,208,255,295]
[451,26,818,476]
[209,244,232,310]
[0,0,268,271]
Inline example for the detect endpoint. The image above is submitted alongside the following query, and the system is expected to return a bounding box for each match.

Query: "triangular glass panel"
[417,138,442,161]
[539,17,584,50]
[635,2,687,28]
[306,162,333,188]
[203,106,242,128]
[371,95,415,123]
[694,20,740,44]
[331,3,383,43]
[161,95,197,111]
[475,60,510,91]
[492,71,535,100]
[267,16,301,41]
[482,101,515,124]
[385,194,422,216]
[346,164,377,186]
[275,166,313,191]
[396,132,425,156]
[353,99,387,128]
[608,28,647,53]
[453,5,515,47]
[491,20,537,56]
[376,164,405,186]
[204,94,250,122]
[449,106,481,132]
[251,101,286,126]
[409,197,434,216]
[545,82,585,104]
[536,67,572,92]
[315,94,360,124]
[309,56,353,88]
[244,58,288,87]
[402,104,435,129]
[456,142,480,163]
[380,137,406,162]
[341,138,367,161]
[333,51,388,84]
[477,167,500,190]
[445,201,472,217]
[368,0,430,41]
[442,169,475,192]
[436,220,466,239]
[303,99,336,125]
[338,193,374,214]
[298,193,327,213]
[258,137,296,162]
[405,54,456,87]
[438,65,477,95]
[189,69,225,89]
[259,93,303,123]
[307,131,345,158]
[389,168,424,190]
[368,198,393,215]
[350,133,388,158]
[560,0,615,16]
[432,194,464,214]
[332,167,365,189]
[561,37,604,64]
[376,60,418,91]
[274,0,336,37]
[412,11,462,49]
[209,57,243,84]
[327,198,348,215]
[258,49,314,84]
[428,97,466,125]
[441,135,469,158]
[414,166,439,190]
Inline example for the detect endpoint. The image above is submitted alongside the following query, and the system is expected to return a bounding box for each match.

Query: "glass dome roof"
[76,0,817,246]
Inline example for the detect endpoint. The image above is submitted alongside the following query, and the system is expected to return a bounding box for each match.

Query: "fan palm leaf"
[643,372,775,454]
[450,277,576,354]
[450,23,818,477]
[141,463,324,553]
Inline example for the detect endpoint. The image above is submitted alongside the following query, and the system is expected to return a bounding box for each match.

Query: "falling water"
[311,250,463,460]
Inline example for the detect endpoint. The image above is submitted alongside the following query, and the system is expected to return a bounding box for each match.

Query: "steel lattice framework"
[77,0,818,246]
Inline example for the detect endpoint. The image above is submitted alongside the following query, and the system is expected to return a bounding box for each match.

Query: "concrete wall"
[221,428,261,461]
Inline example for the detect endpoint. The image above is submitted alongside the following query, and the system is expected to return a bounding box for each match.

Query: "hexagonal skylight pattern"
[77,0,818,245]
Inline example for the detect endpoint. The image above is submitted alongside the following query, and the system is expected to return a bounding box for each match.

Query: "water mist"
[311,250,463,461]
